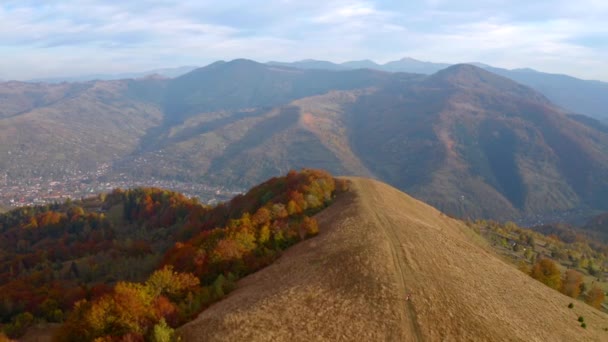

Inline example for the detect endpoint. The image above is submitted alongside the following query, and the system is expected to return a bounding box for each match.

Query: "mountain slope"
[350,64,608,219]
[0,81,89,119]
[179,178,608,341]
[0,80,165,179]
[122,60,407,184]
[482,66,608,120]
[120,91,376,184]
[164,59,391,124]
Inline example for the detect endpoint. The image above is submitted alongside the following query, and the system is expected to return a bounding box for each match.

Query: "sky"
[0,0,607,81]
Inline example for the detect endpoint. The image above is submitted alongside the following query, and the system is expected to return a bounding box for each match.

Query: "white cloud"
[0,0,606,81]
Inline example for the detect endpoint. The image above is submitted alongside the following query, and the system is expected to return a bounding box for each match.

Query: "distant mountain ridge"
[27,65,198,83]
[268,57,450,74]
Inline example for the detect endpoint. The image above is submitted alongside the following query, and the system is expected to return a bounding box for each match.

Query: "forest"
[0,169,346,341]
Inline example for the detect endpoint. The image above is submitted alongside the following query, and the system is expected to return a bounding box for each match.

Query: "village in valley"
[0,163,241,209]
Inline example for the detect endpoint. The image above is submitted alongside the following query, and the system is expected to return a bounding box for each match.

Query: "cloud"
[0,0,606,81]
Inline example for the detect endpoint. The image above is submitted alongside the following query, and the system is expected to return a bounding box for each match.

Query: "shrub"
[578,316,585,322]
[581,323,587,329]
[568,303,574,309]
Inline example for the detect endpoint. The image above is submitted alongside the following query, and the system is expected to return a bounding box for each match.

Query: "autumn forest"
[0,169,346,341]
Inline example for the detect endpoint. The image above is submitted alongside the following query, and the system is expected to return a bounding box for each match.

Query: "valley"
[0,170,240,209]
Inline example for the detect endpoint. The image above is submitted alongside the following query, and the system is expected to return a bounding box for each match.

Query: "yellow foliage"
[529,258,561,290]
[231,228,256,253]
[146,266,200,298]
[85,296,115,332]
[258,224,270,244]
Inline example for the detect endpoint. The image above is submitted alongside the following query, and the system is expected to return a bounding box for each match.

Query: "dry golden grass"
[179,178,608,341]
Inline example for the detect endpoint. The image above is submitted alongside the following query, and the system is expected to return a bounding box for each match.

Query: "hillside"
[66,60,399,183]
[349,64,608,219]
[481,66,608,120]
[0,79,165,180]
[179,178,608,341]
[163,59,391,124]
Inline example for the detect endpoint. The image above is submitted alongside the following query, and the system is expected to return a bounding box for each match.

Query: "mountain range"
[2,59,608,221]
[268,56,451,74]
[21,57,608,122]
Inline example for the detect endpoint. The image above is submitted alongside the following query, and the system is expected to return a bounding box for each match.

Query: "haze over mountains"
[2,59,608,221]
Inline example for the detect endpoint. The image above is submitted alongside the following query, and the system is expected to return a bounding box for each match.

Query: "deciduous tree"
[529,258,561,290]
[560,269,583,298]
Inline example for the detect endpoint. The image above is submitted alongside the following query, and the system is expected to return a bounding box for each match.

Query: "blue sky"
[1,0,607,81]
